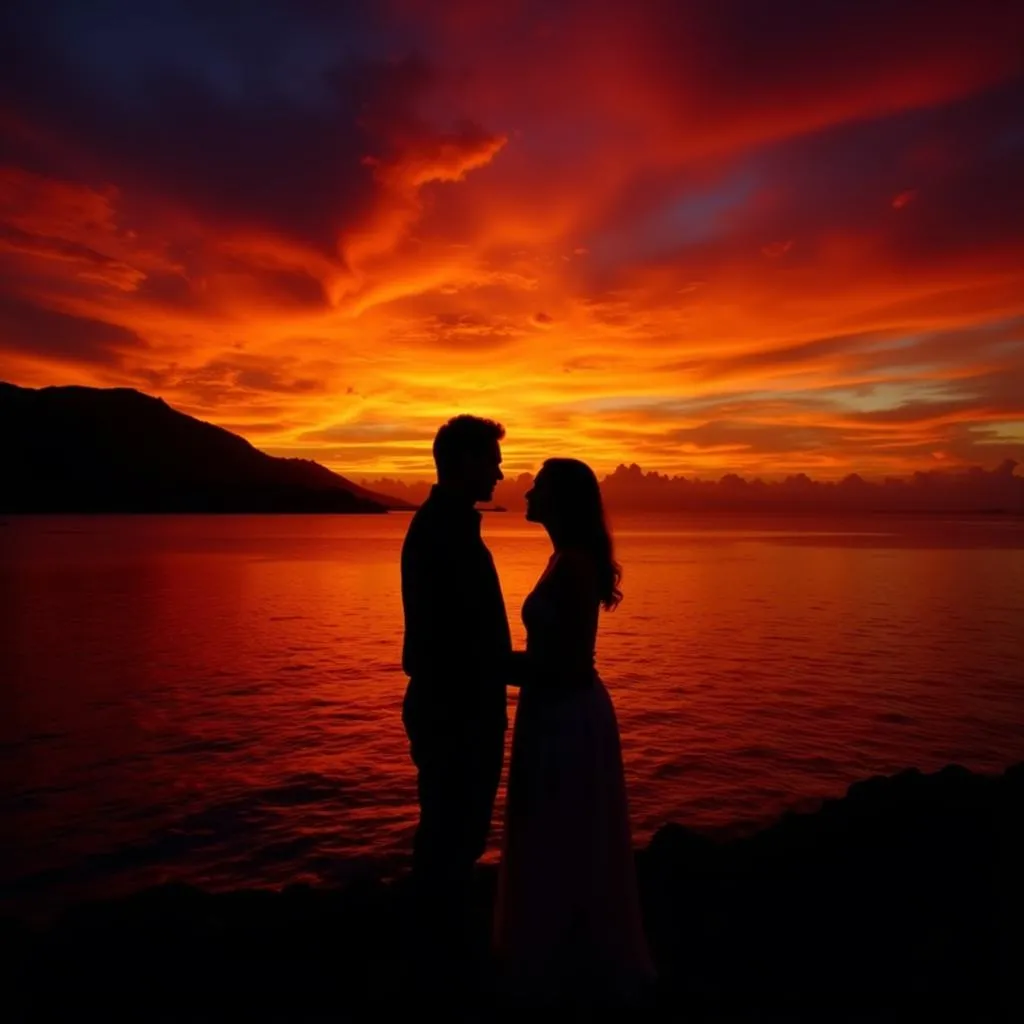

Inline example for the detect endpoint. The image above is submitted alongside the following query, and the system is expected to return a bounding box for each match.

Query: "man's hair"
[432,415,505,477]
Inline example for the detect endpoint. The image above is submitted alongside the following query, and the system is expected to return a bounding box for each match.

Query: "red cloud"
[0,0,1021,478]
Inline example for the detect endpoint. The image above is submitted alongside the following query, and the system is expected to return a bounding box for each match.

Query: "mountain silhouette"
[1,382,410,514]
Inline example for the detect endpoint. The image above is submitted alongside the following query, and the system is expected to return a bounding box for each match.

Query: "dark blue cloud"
[0,1,432,253]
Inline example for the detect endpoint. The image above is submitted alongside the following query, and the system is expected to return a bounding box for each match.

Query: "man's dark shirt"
[401,485,512,730]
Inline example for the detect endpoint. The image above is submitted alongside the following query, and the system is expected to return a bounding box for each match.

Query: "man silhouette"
[400,415,511,977]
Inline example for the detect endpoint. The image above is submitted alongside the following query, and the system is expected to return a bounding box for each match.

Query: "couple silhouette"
[400,415,654,1005]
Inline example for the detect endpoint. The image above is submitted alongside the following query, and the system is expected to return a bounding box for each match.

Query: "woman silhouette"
[495,458,655,1004]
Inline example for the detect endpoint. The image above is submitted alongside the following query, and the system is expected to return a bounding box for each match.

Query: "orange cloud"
[0,0,1022,481]
[341,126,506,282]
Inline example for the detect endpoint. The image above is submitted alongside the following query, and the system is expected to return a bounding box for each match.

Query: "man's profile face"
[467,441,503,502]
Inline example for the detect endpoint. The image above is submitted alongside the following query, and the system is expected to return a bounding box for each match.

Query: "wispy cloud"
[1,0,1022,479]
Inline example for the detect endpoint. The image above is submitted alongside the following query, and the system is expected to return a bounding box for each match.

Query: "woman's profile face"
[524,468,554,523]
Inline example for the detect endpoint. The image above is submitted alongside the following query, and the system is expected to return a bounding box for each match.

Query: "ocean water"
[2,512,1023,918]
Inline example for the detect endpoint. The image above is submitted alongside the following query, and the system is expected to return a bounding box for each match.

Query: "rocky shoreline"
[6,762,1021,1018]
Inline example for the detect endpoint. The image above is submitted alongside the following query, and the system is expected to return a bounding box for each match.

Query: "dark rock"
[5,761,1020,1018]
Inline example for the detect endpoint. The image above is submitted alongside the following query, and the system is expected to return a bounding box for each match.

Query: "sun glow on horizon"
[2,1,1023,481]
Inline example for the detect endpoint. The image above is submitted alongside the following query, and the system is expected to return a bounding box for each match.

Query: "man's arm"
[401,525,475,681]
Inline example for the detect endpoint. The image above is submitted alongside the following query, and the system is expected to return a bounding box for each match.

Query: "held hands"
[507,649,531,687]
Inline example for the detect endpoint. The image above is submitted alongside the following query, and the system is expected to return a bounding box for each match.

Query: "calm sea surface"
[2,512,1023,918]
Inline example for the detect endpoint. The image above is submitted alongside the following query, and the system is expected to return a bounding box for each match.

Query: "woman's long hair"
[542,458,622,610]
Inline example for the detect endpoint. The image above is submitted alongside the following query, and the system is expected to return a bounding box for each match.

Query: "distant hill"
[0,382,410,514]
[366,459,1024,515]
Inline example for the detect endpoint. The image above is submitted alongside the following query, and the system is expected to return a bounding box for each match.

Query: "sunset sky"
[2,0,1023,481]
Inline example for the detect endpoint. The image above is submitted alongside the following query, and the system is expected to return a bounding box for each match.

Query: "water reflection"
[1,512,1022,915]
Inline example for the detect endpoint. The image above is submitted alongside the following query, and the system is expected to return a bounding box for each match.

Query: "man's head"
[433,415,505,503]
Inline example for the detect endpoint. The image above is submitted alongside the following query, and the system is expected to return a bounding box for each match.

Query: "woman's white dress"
[494,552,655,1000]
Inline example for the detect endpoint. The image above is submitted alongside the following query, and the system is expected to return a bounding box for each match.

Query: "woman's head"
[525,458,622,609]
